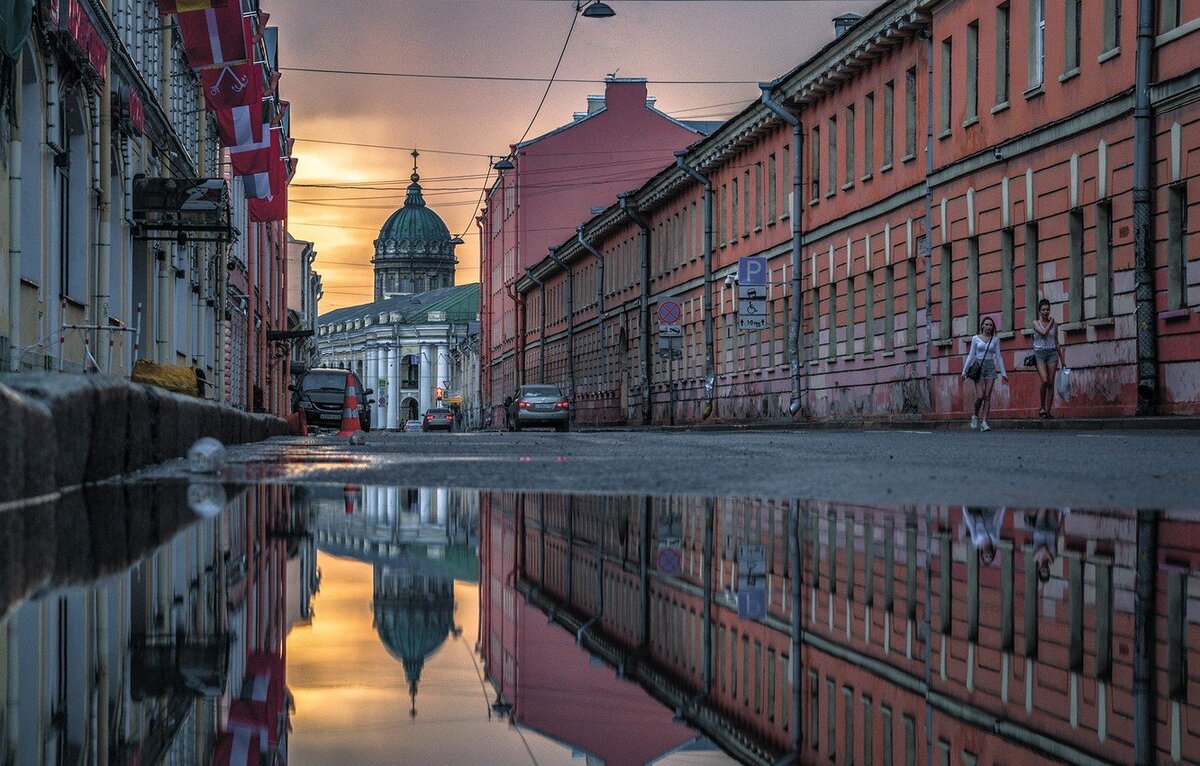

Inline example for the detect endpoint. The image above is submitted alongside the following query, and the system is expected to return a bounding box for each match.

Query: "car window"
[520,385,562,397]
[302,371,352,392]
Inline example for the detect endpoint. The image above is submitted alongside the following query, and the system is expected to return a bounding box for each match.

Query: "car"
[289,368,373,431]
[402,419,422,432]
[507,384,570,432]
[421,407,454,432]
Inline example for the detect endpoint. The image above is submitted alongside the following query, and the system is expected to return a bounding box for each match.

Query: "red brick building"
[515,0,1200,425]
[479,78,712,423]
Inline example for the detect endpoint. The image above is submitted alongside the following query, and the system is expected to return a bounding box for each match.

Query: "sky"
[274,0,881,311]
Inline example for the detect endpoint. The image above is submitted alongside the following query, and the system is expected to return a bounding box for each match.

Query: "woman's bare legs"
[980,377,997,422]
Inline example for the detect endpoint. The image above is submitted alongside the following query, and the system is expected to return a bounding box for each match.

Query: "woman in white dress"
[961,316,1008,431]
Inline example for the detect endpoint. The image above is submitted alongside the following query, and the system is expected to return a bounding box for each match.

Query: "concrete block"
[199,401,222,442]
[20,398,56,499]
[84,484,129,577]
[125,385,154,473]
[53,490,93,585]
[173,395,204,458]
[4,373,94,490]
[85,374,131,482]
[145,386,179,464]
[0,385,28,504]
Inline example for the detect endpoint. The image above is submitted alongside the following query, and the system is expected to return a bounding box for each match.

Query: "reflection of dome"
[373,566,455,717]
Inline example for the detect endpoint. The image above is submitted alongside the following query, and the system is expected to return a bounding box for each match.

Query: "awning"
[1,0,34,59]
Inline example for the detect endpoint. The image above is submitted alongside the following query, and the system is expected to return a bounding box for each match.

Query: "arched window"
[19,45,43,283]
[58,87,90,303]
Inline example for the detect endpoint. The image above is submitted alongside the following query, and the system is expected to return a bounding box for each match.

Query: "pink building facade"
[514,0,1200,425]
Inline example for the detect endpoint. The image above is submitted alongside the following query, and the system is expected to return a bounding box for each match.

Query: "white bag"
[1055,367,1072,402]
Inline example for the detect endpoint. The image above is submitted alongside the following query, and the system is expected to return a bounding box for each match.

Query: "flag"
[217,102,271,174]
[201,63,262,111]
[247,131,287,222]
[157,0,228,14]
[177,2,251,68]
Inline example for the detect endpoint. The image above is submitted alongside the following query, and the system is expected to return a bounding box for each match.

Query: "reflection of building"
[309,485,478,714]
[316,154,480,427]
[484,491,1200,765]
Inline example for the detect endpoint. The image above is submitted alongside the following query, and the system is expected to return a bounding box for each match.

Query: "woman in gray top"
[1032,299,1066,418]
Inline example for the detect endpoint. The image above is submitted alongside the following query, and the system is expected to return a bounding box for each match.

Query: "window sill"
[1156,18,1200,47]
[862,354,874,361]
[879,162,893,174]
[753,226,763,234]
[766,219,776,227]
[20,277,39,288]
[904,345,920,354]
[881,350,896,358]
[937,128,953,141]
[961,116,979,129]
[860,173,873,183]
[1061,321,1088,333]
[901,153,916,164]
[1097,47,1120,64]
[1023,84,1045,100]
[841,181,855,192]
[1159,308,1192,322]
[934,339,954,349]
[990,101,1010,115]
[825,190,837,200]
[1058,68,1081,84]
[1090,317,1115,327]
[997,330,1015,340]
[809,198,820,207]
[61,294,87,310]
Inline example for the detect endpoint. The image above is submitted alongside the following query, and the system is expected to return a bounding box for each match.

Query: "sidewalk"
[568,414,1200,433]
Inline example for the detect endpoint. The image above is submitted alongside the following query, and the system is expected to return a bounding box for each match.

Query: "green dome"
[377,175,451,244]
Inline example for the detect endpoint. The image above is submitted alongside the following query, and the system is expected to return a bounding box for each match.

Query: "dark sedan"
[507,384,570,432]
[290,368,373,431]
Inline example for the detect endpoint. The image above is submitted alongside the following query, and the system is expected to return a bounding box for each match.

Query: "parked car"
[290,368,373,431]
[507,384,570,432]
[421,407,454,432]
[403,419,422,432]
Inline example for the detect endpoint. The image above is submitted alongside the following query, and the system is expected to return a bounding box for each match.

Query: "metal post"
[619,195,653,425]
[1132,0,1158,414]
[674,153,716,419]
[1133,510,1159,765]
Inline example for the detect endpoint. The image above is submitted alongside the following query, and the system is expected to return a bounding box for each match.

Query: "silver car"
[507,384,570,432]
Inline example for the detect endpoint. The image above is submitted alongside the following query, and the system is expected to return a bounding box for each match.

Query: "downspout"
[46,59,60,363]
[618,194,653,425]
[1132,510,1159,766]
[546,247,575,414]
[525,267,545,383]
[97,78,113,371]
[674,152,716,419]
[638,495,651,648]
[758,87,805,416]
[788,499,804,754]
[478,214,491,413]
[923,27,935,383]
[1132,0,1158,414]
[702,497,714,695]
[576,502,606,643]
[506,282,525,387]
[577,227,608,404]
[8,79,21,370]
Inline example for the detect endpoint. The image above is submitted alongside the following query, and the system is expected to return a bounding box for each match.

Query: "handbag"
[965,337,994,381]
[1023,353,1037,367]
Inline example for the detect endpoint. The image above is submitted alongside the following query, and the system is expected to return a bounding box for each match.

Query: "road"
[159,426,1200,510]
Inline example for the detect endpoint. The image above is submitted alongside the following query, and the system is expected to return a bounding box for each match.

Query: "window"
[863,696,874,766]
[940,243,953,340]
[781,145,791,219]
[731,177,740,241]
[883,81,895,167]
[881,705,894,766]
[1029,0,1045,89]
[1024,223,1040,325]
[1167,184,1189,309]
[768,154,778,222]
[845,104,856,186]
[810,670,820,749]
[864,93,875,177]
[844,686,856,765]
[827,678,837,759]
[846,271,857,357]
[904,68,918,158]
[754,163,763,229]
[811,126,821,200]
[940,37,953,134]
[1102,0,1121,53]
[828,115,839,194]
[884,262,895,351]
[966,22,979,120]
[906,257,919,347]
[1159,0,1182,33]
[717,185,726,245]
[968,237,980,332]
[1096,201,1113,317]
[865,263,876,355]
[827,282,838,359]
[744,169,752,235]
[1001,228,1015,332]
[997,4,1011,104]
[1064,0,1082,74]
[1068,209,1084,321]
[811,277,821,359]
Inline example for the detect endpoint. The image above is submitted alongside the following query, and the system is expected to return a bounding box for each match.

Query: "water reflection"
[2,486,1196,765]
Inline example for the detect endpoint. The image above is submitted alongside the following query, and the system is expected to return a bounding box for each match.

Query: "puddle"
[1,485,1196,765]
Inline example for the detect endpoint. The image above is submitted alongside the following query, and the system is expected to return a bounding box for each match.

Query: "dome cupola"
[372,149,458,300]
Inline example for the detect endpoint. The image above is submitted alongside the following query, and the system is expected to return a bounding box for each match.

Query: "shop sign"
[114,84,145,136]
[57,0,108,84]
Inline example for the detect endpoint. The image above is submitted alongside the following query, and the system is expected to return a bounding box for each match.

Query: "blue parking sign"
[737,588,766,620]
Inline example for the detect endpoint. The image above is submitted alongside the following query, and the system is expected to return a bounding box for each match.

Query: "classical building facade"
[514,0,1200,424]
[317,162,480,427]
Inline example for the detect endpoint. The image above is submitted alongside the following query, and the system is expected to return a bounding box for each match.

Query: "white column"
[418,343,433,413]
[435,487,449,525]
[419,487,433,524]
[386,346,400,428]
[436,343,450,401]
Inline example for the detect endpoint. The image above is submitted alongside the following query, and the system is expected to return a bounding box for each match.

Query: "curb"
[0,373,287,503]
[563,415,1200,434]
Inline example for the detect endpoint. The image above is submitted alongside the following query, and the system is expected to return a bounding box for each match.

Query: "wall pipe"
[525,267,546,383]
[576,502,606,644]
[96,77,112,371]
[506,282,525,388]
[1132,0,1158,414]
[46,59,59,363]
[546,247,575,414]
[8,77,21,370]
[674,152,716,419]
[759,88,805,415]
[576,227,609,404]
[924,28,935,383]
[618,194,653,425]
[1132,510,1159,765]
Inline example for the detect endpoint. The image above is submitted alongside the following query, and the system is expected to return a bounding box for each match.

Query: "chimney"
[833,13,861,37]
[586,94,605,115]
[602,77,649,114]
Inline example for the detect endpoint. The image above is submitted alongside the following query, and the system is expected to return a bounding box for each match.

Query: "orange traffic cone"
[343,485,360,515]
[336,374,362,436]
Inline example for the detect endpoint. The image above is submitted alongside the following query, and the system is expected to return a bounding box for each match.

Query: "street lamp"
[493,157,514,171]
[579,0,615,18]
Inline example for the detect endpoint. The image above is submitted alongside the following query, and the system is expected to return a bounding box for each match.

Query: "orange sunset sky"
[273,0,880,312]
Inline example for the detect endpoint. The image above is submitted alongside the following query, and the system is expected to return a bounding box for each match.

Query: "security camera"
[724,274,737,287]
[993,147,1003,160]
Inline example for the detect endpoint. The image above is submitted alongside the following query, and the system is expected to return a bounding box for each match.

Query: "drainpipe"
[1132,510,1159,765]
[525,267,546,383]
[618,194,653,425]
[788,499,804,752]
[759,86,805,416]
[923,28,935,383]
[46,59,60,362]
[546,247,575,414]
[1132,0,1158,414]
[577,227,609,402]
[8,81,21,370]
[674,152,716,419]
[576,502,606,643]
[702,497,715,695]
[97,80,113,371]
[506,282,525,387]
[638,495,651,647]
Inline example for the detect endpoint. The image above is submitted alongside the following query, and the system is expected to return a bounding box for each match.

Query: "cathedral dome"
[372,150,458,300]
[377,179,451,243]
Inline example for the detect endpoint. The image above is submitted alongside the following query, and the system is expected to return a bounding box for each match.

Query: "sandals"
[1039,410,1054,419]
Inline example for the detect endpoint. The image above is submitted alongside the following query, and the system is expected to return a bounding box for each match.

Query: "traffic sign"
[658,323,682,337]
[658,300,683,324]
[738,284,766,300]
[657,545,681,574]
[738,256,768,286]
[737,543,767,620]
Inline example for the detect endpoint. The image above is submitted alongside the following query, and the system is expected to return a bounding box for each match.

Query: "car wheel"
[513,420,522,432]
[559,421,570,433]
[362,415,371,432]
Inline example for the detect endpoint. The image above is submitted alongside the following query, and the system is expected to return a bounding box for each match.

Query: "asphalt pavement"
[161,424,1200,511]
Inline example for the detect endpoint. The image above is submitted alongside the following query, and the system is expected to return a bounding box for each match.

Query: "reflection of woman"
[1032,299,1065,418]
[963,507,1007,565]
[1024,509,1070,582]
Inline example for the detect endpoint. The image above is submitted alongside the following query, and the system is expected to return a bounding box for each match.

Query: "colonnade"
[322,340,450,428]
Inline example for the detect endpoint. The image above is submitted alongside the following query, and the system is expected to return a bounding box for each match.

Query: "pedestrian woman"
[962,315,1007,431]
[1032,298,1065,418]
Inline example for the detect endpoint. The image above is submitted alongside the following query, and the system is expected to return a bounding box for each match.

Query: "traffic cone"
[336,374,362,436]
[343,485,360,515]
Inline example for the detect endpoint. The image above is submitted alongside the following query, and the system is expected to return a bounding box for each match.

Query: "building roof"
[317,283,480,329]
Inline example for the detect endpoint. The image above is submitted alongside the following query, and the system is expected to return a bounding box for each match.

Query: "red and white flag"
[201,63,262,111]
[219,104,271,175]
[157,0,228,14]
[177,2,251,68]
[247,132,287,222]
